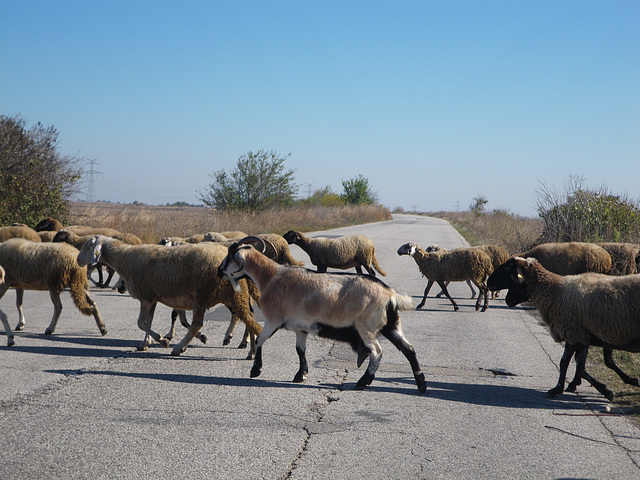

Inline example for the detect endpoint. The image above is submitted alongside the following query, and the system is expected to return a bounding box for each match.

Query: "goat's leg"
[603,348,640,387]
[171,307,205,356]
[250,322,281,378]
[547,343,578,397]
[293,331,309,383]
[44,290,63,335]
[355,338,383,390]
[436,281,459,311]
[136,302,169,350]
[381,326,427,393]
[14,289,25,331]
[0,285,14,347]
[416,280,435,309]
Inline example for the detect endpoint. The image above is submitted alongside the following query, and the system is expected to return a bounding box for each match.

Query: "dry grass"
[69,202,392,244]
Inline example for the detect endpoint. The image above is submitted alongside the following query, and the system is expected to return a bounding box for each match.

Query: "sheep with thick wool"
[35,217,120,237]
[0,238,106,343]
[218,236,426,392]
[397,242,493,312]
[488,256,640,401]
[283,230,386,276]
[597,242,640,275]
[516,242,612,276]
[0,225,41,243]
[77,235,261,357]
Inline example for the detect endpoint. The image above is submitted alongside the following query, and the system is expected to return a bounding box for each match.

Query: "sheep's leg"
[166,309,179,340]
[416,280,435,309]
[436,281,459,311]
[547,343,578,398]
[355,338,382,390]
[14,288,26,331]
[567,346,614,400]
[475,283,489,312]
[355,265,364,275]
[85,290,107,336]
[237,326,250,349]
[0,308,14,347]
[603,348,640,387]
[436,281,476,299]
[136,302,169,350]
[250,322,281,378]
[180,310,207,344]
[580,370,614,401]
[293,331,309,383]
[102,266,116,288]
[223,315,240,345]
[45,290,63,335]
[171,307,205,356]
[316,265,328,273]
[381,325,427,393]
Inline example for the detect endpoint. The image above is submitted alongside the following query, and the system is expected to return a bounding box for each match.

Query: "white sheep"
[77,235,261,357]
[0,238,106,340]
[397,242,494,312]
[218,237,427,392]
[283,230,386,276]
[487,256,640,401]
[0,224,42,242]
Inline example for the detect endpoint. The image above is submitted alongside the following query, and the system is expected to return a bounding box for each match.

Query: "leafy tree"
[0,115,83,226]
[199,150,297,211]
[469,194,488,215]
[297,186,344,207]
[341,174,375,205]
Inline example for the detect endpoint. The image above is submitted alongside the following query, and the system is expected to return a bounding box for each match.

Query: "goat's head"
[487,257,532,307]
[77,235,104,267]
[397,242,418,256]
[217,236,277,291]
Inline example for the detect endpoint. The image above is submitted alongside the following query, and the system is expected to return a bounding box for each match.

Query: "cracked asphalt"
[1,214,640,479]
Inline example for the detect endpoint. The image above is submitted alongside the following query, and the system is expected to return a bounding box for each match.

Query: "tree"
[341,174,376,205]
[0,115,83,226]
[469,194,488,215]
[199,150,297,211]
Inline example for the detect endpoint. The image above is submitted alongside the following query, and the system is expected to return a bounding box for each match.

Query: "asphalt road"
[1,214,639,479]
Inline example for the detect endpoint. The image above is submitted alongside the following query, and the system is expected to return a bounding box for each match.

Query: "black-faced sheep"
[283,230,386,276]
[516,242,612,276]
[0,225,41,243]
[0,238,106,340]
[487,256,640,401]
[397,242,493,312]
[218,236,427,392]
[77,235,262,357]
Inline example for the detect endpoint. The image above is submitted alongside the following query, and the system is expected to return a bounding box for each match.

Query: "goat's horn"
[236,236,277,260]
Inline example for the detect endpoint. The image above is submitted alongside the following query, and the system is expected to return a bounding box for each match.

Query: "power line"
[86,159,102,202]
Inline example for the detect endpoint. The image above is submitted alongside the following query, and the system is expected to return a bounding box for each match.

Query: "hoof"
[237,341,248,349]
[15,324,24,331]
[171,346,185,356]
[415,373,427,393]
[199,334,208,344]
[545,386,563,398]
[245,352,255,360]
[7,339,15,347]
[604,390,614,402]
[158,338,170,348]
[415,303,425,310]
[222,337,231,346]
[100,328,108,336]
[136,344,148,351]
[293,372,307,383]
[44,328,53,335]
[250,366,261,378]
[453,306,459,311]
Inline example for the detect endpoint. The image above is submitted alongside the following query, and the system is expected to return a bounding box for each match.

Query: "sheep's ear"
[512,263,526,284]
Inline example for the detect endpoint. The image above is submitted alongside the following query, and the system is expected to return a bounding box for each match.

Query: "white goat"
[218,237,427,392]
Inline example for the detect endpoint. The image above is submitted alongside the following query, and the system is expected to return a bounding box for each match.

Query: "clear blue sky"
[2,1,639,216]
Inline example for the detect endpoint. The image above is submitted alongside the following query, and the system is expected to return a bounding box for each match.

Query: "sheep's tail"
[372,254,387,276]
[69,269,96,316]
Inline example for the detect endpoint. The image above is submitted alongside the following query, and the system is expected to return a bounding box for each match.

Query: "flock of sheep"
[1,218,640,401]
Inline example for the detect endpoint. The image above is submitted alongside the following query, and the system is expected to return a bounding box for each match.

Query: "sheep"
[217,236,427,393]
[425,245,480,299]
[203,232,229,242]
[0,265,14,347]
[487,256,640,401]
[0,238,106,338]
[282,230,386,276]
[77,235,262,357]
[0,225,41,243]
[516,242,612,276]
[397,242,493,312]
[37,231,57,242]
[597,242,640,276]
[34,217,121,237]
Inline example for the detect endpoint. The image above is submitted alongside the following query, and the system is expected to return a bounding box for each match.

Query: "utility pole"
[86,159,102,202]
[455,201,461,212]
